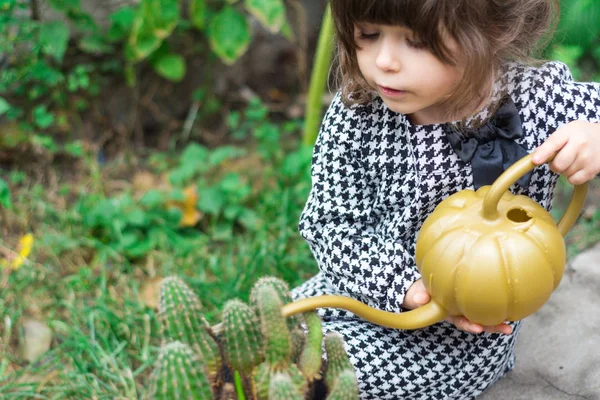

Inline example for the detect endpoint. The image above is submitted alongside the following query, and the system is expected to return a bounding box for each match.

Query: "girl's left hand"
[532,120,600,184]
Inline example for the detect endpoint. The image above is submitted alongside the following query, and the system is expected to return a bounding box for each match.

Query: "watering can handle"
[482,153,588,237]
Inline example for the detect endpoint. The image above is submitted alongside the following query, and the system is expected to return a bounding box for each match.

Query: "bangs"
[337,0,426,27]
[331,0,456,64]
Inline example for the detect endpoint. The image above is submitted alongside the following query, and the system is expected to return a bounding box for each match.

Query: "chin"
[379,99,420,115]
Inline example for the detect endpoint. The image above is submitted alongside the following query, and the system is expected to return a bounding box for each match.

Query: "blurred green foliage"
[549,0,600,80]
[0,0,293,146]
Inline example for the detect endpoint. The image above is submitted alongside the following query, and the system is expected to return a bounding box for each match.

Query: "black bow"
[446,98,531,190]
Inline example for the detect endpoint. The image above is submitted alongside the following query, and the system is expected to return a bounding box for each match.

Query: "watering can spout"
[281,296,447,330]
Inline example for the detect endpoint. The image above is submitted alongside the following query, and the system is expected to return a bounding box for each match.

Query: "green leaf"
[39,22,70,63]
[244,0,286,33]
[32,135,58,152]
[0,177,12,209]
[238,208,261,230]
[64,141,84,157]
[0,97,10,116]
[49,0,80,12]
[127,8,162,62]
[181,142,209,166]
[281,145,313,178]
[197,187,225,215]
[108,6,136,41]
[223,205,242,220]
[79,35,114,54]
[140,190,164,208]
[168,188,186,201]
[151,53,186,82]
[0,0,15,12]
[125,208,148,227]
[168,163,198,185]
[208,146,246,166]
[152,0,180,39]
[127,0,178,62]
[208,6,251,65]
[280,19,295,42]
[189,0,207,30]
[124,236,154,258]
[33,106,55,129]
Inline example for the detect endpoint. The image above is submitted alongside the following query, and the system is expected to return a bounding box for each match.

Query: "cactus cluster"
[147,275,359,400]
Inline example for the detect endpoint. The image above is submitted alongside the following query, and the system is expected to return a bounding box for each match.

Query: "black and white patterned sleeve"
[298,93,421,313]
[534,61,600,140]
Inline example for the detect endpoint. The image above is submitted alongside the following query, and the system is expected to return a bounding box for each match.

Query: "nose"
[375,37,401,72]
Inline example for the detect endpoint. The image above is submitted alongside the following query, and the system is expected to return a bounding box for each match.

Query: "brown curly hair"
[331,0,560,121]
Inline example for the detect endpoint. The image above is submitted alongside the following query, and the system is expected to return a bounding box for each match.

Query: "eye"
[358,31,380,41]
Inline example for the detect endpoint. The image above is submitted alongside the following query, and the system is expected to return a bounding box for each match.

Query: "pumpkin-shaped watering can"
[281,153,588,329]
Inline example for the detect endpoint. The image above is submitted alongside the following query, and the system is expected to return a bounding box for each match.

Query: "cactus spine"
[255,285,292,368]
[324,332,354,391]
[158,277,221,381]
[148,341,213,400]
[269,373,304,400]
[290,327,306,363]
[298,311,323,381]
[222,299,264,374]
[326,370,359,400]
[254,361,307,400]
[250,277,302,330]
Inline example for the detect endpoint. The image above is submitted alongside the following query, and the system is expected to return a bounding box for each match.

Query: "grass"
[0,135,318,398]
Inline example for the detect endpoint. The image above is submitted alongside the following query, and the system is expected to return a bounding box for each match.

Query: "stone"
[481,243,600,399]
[19,318,53,363]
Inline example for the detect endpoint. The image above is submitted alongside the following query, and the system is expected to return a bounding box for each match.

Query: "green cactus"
[326,370,359,400]
[148,341,213,400]
[158,276,221,381]
[324,332,354,391]
[250,276,302,330]
[253,361,271,399]
[222,299,264,374]
[269,373,304,400]
[290,327,306,363]
[254,285,292,369]
[254,362,308,400]
[298,311,323,381]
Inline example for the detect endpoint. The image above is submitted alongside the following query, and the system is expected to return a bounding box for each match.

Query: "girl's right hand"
[404,279,513,335]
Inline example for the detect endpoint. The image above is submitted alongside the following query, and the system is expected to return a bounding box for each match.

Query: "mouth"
[378,85,408,97]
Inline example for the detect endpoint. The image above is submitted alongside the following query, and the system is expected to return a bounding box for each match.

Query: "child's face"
[354,23,464,125]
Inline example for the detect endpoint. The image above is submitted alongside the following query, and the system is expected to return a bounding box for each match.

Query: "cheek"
[355,53,373,81]
[425,63,462,93]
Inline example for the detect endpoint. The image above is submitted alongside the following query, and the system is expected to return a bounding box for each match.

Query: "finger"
[549,142,578,174]
[532,129,570,165]
[447,316,483,334]
[567,169,595,185]
[482,323,513,335]
[414,290,430,306]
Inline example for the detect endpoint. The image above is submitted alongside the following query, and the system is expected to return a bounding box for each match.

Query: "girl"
[291,0,600,399]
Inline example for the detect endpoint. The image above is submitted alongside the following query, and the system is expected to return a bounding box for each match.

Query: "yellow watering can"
[282,153,588,329]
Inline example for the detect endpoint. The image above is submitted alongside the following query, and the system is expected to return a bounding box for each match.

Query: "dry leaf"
[133,171,159,199]
[139,276,164,309]
[168,185,202,227]
[1,233,34,271]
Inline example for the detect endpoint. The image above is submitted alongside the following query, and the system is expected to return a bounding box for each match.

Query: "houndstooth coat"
[291,61,600,399]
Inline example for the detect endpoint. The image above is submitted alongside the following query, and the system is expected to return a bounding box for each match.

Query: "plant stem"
[30,0,40,20]
[234,371,246,400]
[302,4,334,146]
